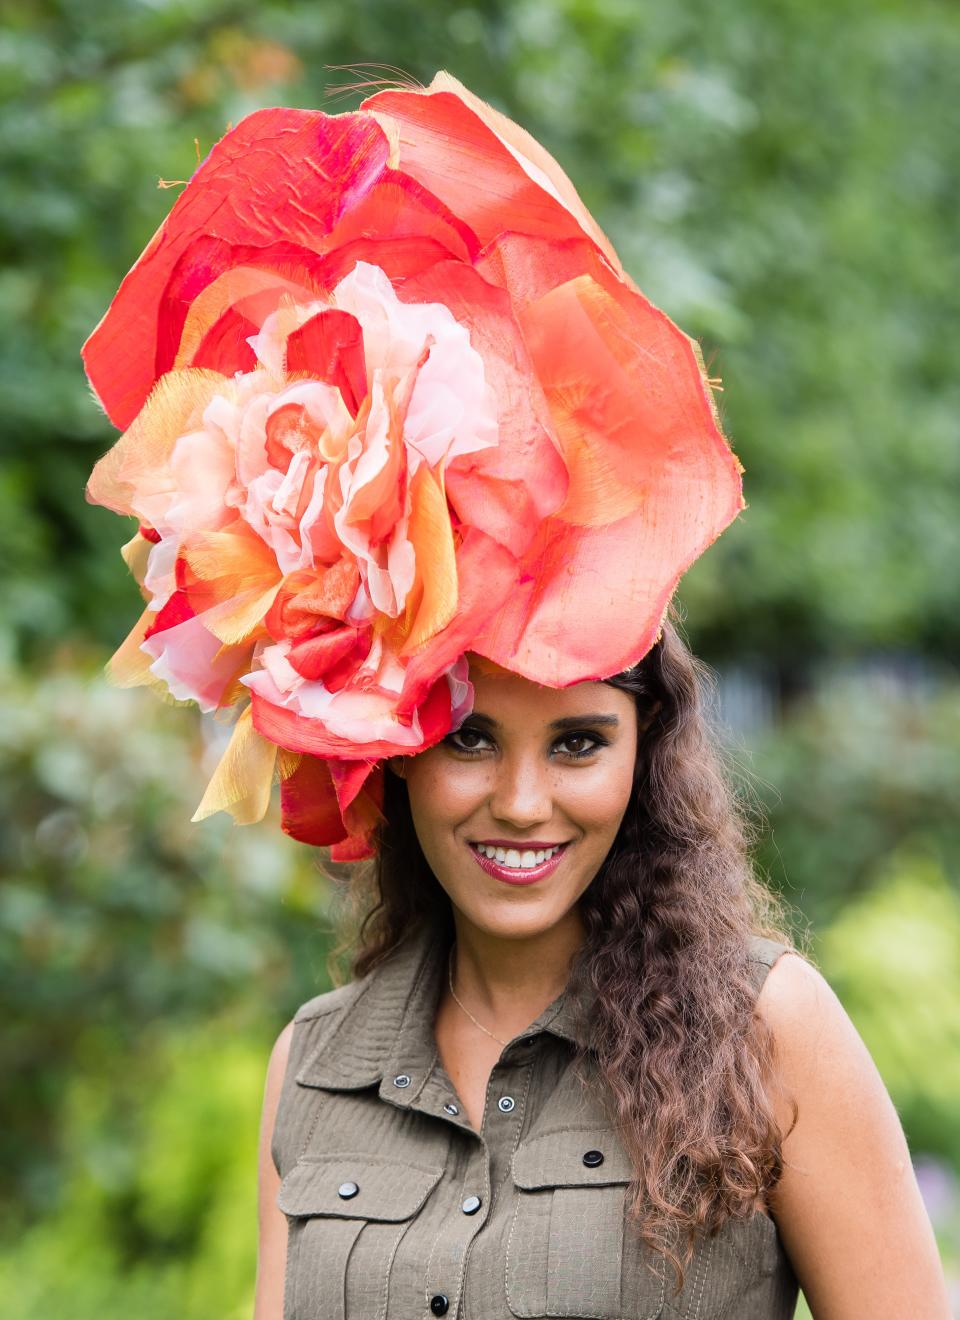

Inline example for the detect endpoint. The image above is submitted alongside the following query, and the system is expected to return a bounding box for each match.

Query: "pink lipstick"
[468,841,569,886]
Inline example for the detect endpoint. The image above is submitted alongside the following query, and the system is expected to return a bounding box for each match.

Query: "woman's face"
[392,660,638,944]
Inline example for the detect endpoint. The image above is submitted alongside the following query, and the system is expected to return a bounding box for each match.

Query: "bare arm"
[757,953,951,1319]
[253,1020,295,1320]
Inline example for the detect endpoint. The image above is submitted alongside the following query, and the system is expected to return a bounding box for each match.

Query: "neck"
[447,907,586,1033]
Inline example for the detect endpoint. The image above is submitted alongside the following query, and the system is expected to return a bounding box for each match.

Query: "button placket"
[425,1136,490,1320]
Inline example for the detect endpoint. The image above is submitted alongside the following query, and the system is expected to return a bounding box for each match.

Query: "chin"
[452,898,572,942]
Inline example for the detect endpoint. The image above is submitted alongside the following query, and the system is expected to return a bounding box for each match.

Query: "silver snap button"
[497,1095,516,1113]
[443,1101,459,1115]
[393,1073,412,1088]
[461,1194,482,1215]
[338,1181,359,1199]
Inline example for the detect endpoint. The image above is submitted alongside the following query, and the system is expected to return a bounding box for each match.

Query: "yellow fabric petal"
[106,606,165,690]
[191,705,278,825]
[120,531,154,594]
[201,582,283,646]
[182,526,280,592]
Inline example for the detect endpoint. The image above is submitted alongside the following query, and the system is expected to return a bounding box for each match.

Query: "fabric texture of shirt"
[271,922,800,1320]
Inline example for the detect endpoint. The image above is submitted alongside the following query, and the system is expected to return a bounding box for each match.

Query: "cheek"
[404,757,488,835]
[566,749,637,833]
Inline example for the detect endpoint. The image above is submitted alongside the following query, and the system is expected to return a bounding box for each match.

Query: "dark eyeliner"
[560,730,610,759]
[443,723,491,755]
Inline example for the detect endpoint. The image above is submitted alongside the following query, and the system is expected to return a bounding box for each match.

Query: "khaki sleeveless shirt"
[271,923,800,1320]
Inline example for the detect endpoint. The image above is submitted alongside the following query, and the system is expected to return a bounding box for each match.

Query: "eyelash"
[444,727,609,761]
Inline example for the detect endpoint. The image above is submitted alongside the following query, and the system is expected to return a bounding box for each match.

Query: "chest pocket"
[505,1130,666,1320]
[278,1151,444,1320]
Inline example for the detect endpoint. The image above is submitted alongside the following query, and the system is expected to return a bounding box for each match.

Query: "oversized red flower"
[83,70,744,859]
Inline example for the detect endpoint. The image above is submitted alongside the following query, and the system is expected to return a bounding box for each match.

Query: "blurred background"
[1,1,958,1315]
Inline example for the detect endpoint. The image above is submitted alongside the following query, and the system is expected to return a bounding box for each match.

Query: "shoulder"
[752,943,842,1050]
[748,949,950,1311]
[265,979,366,1094]
[748,942,851,1137]
[751,944,845,1096]
[292,977,366,1026]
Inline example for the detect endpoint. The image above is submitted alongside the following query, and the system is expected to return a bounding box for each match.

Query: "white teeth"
[474,844,562,870]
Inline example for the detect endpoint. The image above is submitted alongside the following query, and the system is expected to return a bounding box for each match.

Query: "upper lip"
[470,839,570,850]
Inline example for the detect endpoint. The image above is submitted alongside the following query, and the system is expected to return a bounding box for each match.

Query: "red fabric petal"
[143,587,194,641]
[285,309,368,417]
[279,755,348,847]
[83,109,393,429]
[286,625,371,685]
[279,752,383,857]
[190,306,259,376]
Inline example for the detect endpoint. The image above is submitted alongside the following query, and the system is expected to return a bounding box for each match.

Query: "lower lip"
[468,843,569,886]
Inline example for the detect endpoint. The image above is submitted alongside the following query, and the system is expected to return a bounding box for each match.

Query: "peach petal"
[85,368,225,519]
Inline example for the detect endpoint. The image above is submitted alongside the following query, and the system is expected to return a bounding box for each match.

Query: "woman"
[254,621,949,1319]
[79,70,949,1320]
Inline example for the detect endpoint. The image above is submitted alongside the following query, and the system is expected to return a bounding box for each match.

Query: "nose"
[487,749,554,830]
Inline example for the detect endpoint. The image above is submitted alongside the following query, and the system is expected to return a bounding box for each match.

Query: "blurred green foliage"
[1,0,958,1314]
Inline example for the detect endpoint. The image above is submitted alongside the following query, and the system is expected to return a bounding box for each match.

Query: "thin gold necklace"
[447,941,509,1046]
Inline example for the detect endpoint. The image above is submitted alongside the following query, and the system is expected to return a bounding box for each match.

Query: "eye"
[556,732,606,759]
[444,726,493,754]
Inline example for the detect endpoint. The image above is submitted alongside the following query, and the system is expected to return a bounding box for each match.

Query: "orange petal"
[398,462,458,655]
[181,525,281,598]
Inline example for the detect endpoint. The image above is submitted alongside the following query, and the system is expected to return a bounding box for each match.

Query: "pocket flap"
[278,1151,444,1220]
[512,1129,634,1189]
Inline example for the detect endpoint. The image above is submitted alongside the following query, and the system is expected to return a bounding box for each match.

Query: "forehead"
[465,660,634,722]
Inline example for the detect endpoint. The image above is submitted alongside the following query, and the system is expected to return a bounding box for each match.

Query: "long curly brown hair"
[324,606,805,1294]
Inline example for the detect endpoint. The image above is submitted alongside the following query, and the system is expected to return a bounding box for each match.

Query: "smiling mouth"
[468,841,569,870]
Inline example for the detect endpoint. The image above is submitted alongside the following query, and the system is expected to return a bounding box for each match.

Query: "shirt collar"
[296,921,592,1098]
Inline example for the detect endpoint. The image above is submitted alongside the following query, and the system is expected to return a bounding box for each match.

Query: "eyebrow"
[462,712,621,733]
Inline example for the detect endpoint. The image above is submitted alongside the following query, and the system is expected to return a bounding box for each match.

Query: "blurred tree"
[817,844,960,1167]
[2,0,958,1310]
[738,665,960,925]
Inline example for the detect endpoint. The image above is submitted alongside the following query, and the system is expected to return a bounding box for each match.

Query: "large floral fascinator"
[83,69,745,862]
